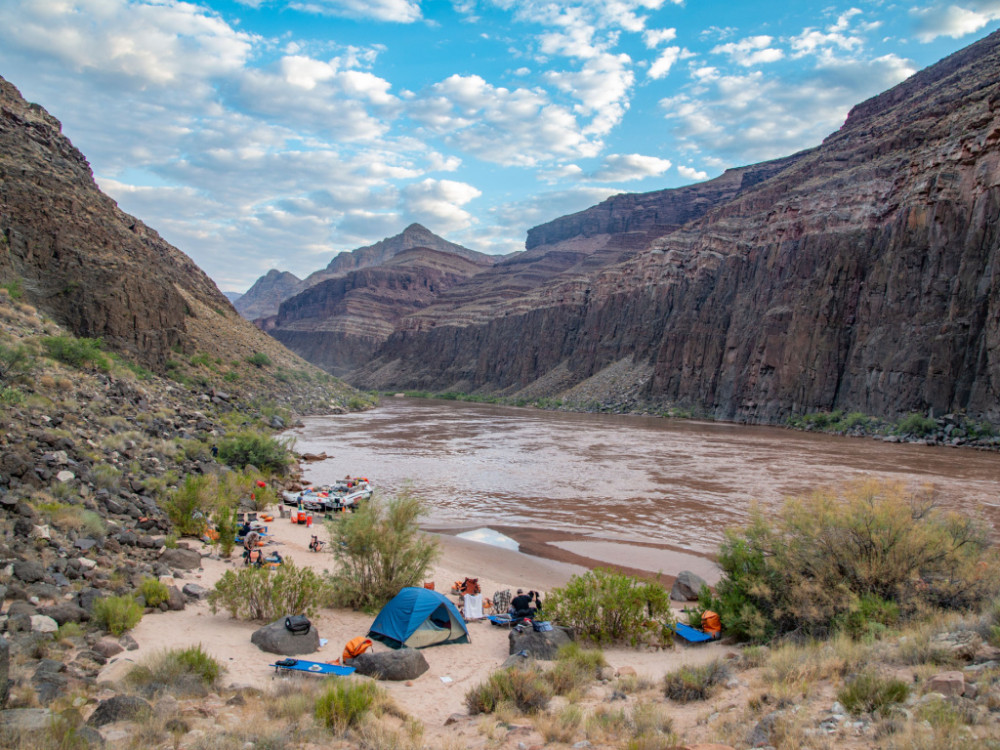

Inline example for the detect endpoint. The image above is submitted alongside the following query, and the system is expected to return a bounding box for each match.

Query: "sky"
[1,1,999,293]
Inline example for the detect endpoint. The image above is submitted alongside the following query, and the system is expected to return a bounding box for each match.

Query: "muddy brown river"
[291,398,1000,580]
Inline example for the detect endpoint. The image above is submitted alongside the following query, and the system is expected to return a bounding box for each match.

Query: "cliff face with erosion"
[264,247,495,377]
[0,76,319,376]
[351,30,1000,424]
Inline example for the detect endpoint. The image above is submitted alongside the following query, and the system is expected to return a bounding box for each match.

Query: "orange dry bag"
[701,610,722,638]
[342,636,374,662]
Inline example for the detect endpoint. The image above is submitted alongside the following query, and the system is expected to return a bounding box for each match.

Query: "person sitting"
[245,547,263,567]
[308,535,325,552]
[510,589,536,618]
[237,521,252,538]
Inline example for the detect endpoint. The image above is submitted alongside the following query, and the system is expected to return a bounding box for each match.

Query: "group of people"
[509,588,542,618]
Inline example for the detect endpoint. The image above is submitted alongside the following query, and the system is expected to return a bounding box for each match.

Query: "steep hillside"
[351,30,1000,424]
[235,223,495,320]
[262,247,495,377]
[0,76,361,411]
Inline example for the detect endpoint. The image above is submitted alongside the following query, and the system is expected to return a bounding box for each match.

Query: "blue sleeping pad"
[270,659,356,676]
[672,622,713,643]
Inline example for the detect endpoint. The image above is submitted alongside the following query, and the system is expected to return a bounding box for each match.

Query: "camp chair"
[492,589,511,615]
[270,659,356,677]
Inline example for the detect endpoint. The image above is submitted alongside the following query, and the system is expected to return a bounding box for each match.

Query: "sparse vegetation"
[545,568,674,647]
[139,576,170,608]
[314,679,382,734]
[125,644,223,696]
[246,352,272,368]
[92,594,143,636]
[662,659,731,702]
[207,558,334,621]
[40,335,110,371]
[465,665,554,715]
[216,430,292,474]
[837,670,910,716]
[327,491,440,611]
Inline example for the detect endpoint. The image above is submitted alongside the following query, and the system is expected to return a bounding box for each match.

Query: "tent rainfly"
[367,587,471,649]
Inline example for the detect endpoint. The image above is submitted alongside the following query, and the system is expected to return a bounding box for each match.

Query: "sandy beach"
[98,507,728,735]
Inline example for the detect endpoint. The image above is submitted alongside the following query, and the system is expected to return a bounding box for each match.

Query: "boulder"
[0,708,52,732]
[159,548,201,570]
[670,570,708,601]
[38,603,88,625]
[181,583,208,600]
[250,618,320,655]
[346,648,429,681]
[93,638,125,659]
[166,586,185,611]
[927,671,965,697]
[31,660,67,705]
[87,695,151,727]
[30,614,59,634]
[12,560,46,584]
[508,626,573,660]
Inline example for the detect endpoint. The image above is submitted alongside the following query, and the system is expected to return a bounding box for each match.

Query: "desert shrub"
[0,341,34,385]
[163,475,213,536]
[126,645,223,696]
[837,671,909,716]
[90,463,122,491]
[896,412,937,436]
[92,594,143,636]
[315,679,380,733]
[217,430,291,474]
[465,666,553,715]
[139,577,170,607]
[0,386,24,405]
[247,352,272,368]
[533,704,582,743]
[704,479,998,642]
[214,506,238,559]
[662,659,731,702]
[207,559,333,621]
[40,336,109,371]
[544,568,674,647]
[545,643,607,695]
[837,593,900,641]
[327,491,440,611]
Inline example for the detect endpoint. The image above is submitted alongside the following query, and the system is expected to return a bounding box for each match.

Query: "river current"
[290,398,1000,578]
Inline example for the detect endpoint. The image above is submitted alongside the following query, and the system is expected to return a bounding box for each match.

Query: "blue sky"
[1,1,999,293]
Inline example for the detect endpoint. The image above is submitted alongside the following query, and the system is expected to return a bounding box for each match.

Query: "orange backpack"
[342,636,374,662]
[701,610,722,638]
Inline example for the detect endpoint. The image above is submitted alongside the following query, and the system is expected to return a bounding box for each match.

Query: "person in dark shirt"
[510,589,535,617]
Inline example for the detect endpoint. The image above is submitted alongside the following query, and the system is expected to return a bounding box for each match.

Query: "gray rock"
[166,586,185,611]
[670,570,709,601]
[346,648,429,681]
[38,603,88,625]
[87,695,151,727]
[501,650,536,670]
[250,618,320,656]
[159,548,201,570]
[92,638,125,659]
[748,711,783,748]
[12,560,46,584]
[30,614,59,634]
[181,583,207,600]
[508,626,573,660]
[0,708,52,732]
[32,660,67,705]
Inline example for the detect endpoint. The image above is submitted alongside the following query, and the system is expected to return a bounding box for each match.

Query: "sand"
[97,507,729,733]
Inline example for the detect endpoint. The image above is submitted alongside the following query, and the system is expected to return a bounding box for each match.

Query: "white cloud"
[910,3,1000,42]
[643,27,677,48]
[284,0,422,23]
[648,46,681,79]
[490,185,623,239]
[712,35,785,66]
[790,27,864,57]
[402,178,483,230]
[589,153,672,181]
[545,52,634,135]
[409,74,599,165]
[677,165,708,181]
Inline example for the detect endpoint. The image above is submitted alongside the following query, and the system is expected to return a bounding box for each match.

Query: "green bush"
[214,506,238,559]
[207,559,333,621]
[139,577,170,607]
[837,671,909,716]
[545,643,608,695]
[163,475,212,536]
[837,593,900,641]
[662,659,731,702]
[704,479,998,642]
[90,463,122,491]
[40,336,109,371]
[92,595,143,636]
[247,352,272,368]
[896,412,937,436]
[0,386,24,405]
[217,431,292,474]
[327,491,440,611]
[315,680,380,734]
[0,342,34,385]
[465,666,553,715]
[544,568,674,647]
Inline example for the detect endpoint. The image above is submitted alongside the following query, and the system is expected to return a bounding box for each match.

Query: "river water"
[290,398,1000,579]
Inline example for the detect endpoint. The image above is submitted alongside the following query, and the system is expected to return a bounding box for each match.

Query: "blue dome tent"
[368,587,470,649]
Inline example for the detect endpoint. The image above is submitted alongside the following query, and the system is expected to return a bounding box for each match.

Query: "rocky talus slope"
[0,75,356,408]
[350,31,1000,425]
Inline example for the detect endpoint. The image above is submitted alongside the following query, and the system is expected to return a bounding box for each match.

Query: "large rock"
[38,603,88,625]
[87,695,151,727]
[250,618,320,656]
[12,560,46,584]
[671,570,709,601]
[508,626,573,660]
[159,548,202,570]
[927,671,966,697]
[346,648,429,681]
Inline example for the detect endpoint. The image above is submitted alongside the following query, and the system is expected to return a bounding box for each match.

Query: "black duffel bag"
[284,614,311,635]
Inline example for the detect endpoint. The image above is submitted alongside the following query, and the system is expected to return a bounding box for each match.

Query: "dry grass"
[533,704,583,743]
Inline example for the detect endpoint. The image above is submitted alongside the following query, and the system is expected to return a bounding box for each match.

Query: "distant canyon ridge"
[249,30,999,425]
